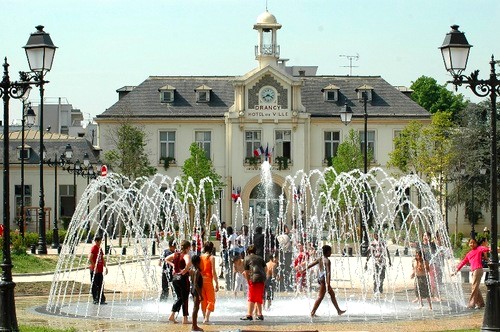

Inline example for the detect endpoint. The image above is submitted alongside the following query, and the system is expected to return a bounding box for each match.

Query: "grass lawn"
[9,253,59,274]
[19,326,76,332]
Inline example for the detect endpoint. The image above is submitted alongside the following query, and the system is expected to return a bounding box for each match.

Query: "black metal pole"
[36,72,47,254]
[73,163,76,221]
[471,177,476,240]
[20,104,26,239]
[1,57,19,331]
[482,56,500,331]
[361,91,369,256]
[52,153,59,249]
[86,172,91,243]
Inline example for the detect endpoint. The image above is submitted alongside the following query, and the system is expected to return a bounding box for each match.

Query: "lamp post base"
[482,262,500,331]
[37,243,47,255]
[0,278,19,331]
[51,228,59,249]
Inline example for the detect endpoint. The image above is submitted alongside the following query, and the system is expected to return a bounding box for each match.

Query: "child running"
[307,245,346,317]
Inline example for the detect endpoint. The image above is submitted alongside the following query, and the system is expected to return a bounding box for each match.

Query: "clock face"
[260,86,276,103]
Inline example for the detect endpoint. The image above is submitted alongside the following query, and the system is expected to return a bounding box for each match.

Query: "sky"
[1,0,499,124]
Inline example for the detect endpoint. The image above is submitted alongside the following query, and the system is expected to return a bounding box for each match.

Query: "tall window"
[275,130,291,159]
[195,131,211,159]
[15,185,32,217]
[245,130,262,158]
[324,131,340,164]
[160,131,176,159]
[360,130,376,160]
[60,185,75,217]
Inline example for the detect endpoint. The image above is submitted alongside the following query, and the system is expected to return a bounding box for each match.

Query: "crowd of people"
[86,222,494,328]
[152,221,346,328]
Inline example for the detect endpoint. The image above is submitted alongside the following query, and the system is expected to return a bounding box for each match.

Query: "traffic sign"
[101,165,108,177]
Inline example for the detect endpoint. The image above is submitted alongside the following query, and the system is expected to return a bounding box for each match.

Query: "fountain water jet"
[45,166,467,322]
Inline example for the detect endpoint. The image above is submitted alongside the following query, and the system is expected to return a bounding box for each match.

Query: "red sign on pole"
[101,165,108,177]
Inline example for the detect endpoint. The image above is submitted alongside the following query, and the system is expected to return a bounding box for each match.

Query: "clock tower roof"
[256,10,278,25]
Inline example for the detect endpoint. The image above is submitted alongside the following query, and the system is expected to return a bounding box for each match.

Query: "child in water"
[190,255,204,332]
[307,245,346,317]
[411,250,432,310]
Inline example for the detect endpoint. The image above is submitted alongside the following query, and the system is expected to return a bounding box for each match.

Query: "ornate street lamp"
[440,25,500,331]
[44,143,73,249]
[0,25,56,331]
[339,102,353,126]
[23,25,57,255]
[20,98,36,239]
[338,90,370,256]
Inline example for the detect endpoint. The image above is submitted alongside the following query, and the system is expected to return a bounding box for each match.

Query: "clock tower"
[254,10,282,69]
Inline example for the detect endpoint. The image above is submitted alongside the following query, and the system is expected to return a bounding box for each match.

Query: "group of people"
[153,221,347,327]
[92,225,496,323]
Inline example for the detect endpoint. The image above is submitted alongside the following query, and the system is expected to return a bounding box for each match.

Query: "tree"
[331,129,364,173]
[180,143,224,227]
[103,123,156,180]
[323,129,368,221]
[410,76,468,121]
[447,102,491,216]
[388,112,455,213]
[387,121,426,176]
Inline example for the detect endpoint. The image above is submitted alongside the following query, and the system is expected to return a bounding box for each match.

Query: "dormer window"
[195,84,212,103]
[158,84,176,103]
[17,145,31,160]
[356,84,374,102]
[322,84,340,102]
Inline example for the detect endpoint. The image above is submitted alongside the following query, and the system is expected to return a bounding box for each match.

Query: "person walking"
[452,238,490,309]
[166,240,192,324]
[365,232,391,296]
[190,255,204,332]
[199,241,219,323]
[88,236,108,305]
[240,245,266,321]
[307,245,345,317]
[159,239,176,301]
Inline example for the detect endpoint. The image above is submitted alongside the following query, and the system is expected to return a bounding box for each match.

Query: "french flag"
[253,146,265,157]
[265,144,271,162]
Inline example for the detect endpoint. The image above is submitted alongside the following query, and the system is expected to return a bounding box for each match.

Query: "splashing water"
[45,165,467,322]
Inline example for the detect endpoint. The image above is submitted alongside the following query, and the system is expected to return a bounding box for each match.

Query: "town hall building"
[96,10,430,228]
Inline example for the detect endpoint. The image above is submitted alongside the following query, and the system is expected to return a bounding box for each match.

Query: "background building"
[96,11,436,232]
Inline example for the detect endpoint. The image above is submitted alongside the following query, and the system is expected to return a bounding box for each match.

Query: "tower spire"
[253,10,282,68]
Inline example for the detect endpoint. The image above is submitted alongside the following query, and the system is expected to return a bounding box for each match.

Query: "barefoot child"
[265,254,278,310]
[190,255,204,332]
[233,251,247,297]
[411,250,432,310]
[307,245,346,317]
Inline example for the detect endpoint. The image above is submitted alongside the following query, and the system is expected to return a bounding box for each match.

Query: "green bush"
[60,217,71,230]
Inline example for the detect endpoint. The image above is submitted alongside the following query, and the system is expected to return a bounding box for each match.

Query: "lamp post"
[55,146,98,242]
[0,25,56,331]
[23,25,57,255]
[440,25,500,331]
[44,143,73,249]
[20,101,36,239]
[339,92,370,256]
